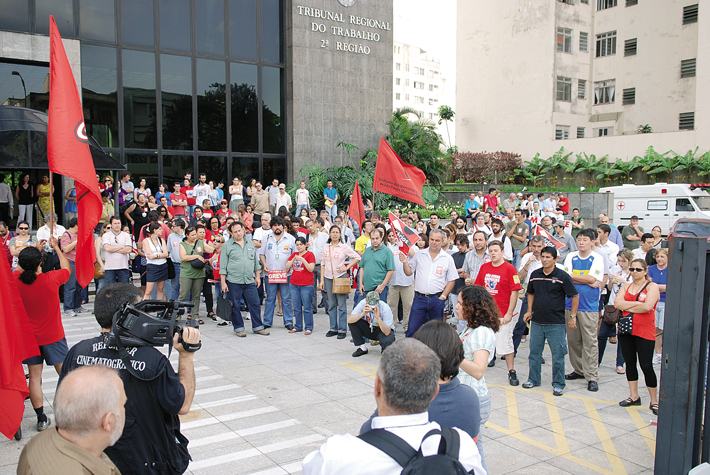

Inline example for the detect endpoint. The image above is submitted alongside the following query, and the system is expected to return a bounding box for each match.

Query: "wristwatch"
[569,314,577,319]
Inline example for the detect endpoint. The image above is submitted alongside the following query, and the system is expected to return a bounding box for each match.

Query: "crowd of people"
[8,173,669,474]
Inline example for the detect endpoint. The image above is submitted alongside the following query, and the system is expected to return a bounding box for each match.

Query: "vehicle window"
[692,196,710,211]
[674,222,710,237]
[676,198,694,212]
[647,200,667,211]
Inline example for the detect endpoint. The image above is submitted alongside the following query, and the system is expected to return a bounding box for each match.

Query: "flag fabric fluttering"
[535,226,565,250]
[388,211,420,255]
[373,138,427,206]
[348,180,366,230]
[48,15,102,288]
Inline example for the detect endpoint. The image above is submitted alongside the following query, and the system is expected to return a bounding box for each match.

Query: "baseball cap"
[366,291,380,306]
[517,192,523,197]
[221,199,228,204]
[630,215,639,220]
[279,183,286,189]
[554,221,565,228]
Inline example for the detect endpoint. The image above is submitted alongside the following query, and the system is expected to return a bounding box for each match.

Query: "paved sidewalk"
[0,298,657,475]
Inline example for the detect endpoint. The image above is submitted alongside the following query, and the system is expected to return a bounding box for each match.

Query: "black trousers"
[349,319,396,350]
[618,334,657,387]
[202,278,214,314]
[0,202,9,223]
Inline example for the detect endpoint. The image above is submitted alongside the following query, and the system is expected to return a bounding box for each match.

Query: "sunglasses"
[18,227,29,230]
[629,267,645,272]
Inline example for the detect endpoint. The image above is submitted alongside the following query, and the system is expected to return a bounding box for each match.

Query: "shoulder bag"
[188,241,206,270]
[618,282,650,335]
[329,245,351,294]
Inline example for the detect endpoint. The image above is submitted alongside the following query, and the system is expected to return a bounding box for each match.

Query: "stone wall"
[286,0,393,181]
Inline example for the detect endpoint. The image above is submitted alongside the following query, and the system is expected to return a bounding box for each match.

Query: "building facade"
[456,0,708,160]
[0,0,392,194]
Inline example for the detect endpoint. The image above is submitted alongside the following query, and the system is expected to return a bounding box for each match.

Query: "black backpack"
[358,427,470,475]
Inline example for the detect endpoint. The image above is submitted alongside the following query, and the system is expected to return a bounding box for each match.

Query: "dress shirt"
[351,299,394,328]
[308,231,330,264]
[598,240,619,268]
[36,224,67,252]
[517,252,543,284]
[408,248,458,294]
[259,231,296,272]
[388,243,414,287]
[321,242,360,279]
[275,192,292,212]
[609,226,624,249]
[220,238,260,284]
[167,232,184,262]
[554,232,578,261]
[302,412,485,475]
[102,231,133,270]
[462,250,491,283]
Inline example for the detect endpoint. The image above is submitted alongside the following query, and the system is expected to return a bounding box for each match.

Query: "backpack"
[358,427,469,475]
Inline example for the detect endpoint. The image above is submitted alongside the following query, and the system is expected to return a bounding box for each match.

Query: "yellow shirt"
[355,235,370,253]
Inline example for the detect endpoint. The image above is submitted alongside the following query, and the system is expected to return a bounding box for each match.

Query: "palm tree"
[696,152,710,178]
[613,157,641,183]
[437,105,456,154]
[594,161,623,184]
[546,147,573,186]
[647,150,683,183]
[574,153,608,187]
[671,147,700,182]
[637,124,653,134]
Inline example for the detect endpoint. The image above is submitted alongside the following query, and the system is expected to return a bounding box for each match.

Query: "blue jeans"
[291,284,314,331]
[295,204,309,218]
[328,203,338,222]
[528,322,568,390]
[95,277,106,295]
[358,286,389,304]
[63,261,82,311]
[187,205,195,218]
[226,281,264,332]
[513,294,529,354]
[406,292,446,337]
[477,393,491,474]
[513,249,522,269]
[325,276,349,333]
[264,275,293,327]
[171,264,182,300]
[105,268,130,284]
[598,320,625,367]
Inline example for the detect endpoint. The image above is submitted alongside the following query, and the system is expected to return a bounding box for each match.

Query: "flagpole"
[49,171,54,232]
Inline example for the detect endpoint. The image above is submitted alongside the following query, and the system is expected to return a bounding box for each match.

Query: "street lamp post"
[11,71,28,108]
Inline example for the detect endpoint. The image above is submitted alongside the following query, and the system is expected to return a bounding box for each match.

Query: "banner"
[348,180,366,229]
[268,270,287,284]
[48,16,102,288]
[534,226,565,250]
[373,137,426,206]
[389,211,420,254]
[564,220,573,236]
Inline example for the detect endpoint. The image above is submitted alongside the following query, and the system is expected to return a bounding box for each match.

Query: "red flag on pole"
[0,254,40,440]
[373,137,427,206]
[48,16,102,288]
[535,226,565,250]
[348,180,366,229]
[388,211,420,255]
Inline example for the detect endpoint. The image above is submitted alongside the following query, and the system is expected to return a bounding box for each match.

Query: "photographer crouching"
[58,283,200,474]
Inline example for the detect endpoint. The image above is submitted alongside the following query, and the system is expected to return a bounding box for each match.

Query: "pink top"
[321,242,360,279]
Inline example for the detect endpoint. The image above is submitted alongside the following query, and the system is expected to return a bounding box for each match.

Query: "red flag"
[389,211,420,255]
[48,16,102,287]
[373,137,426,206]
[0,253,40,440]
[535,226,565,250]
[348,180,366,229]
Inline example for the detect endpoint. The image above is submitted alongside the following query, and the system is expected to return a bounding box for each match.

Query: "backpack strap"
[435,427,460,458]
[358,429,417,468]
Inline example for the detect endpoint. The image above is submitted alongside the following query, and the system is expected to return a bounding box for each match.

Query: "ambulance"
[599,183,710,234]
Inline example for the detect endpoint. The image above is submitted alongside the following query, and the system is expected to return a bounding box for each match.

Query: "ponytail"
[17,247,42,285]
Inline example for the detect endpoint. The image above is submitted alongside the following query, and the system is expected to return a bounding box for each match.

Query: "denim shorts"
[23,337,69,366]
[655,302,665,330]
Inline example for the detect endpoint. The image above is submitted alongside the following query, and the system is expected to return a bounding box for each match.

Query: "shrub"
[451,151,522,184]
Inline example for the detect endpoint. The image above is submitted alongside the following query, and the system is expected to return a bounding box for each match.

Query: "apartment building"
[456,0,708,159]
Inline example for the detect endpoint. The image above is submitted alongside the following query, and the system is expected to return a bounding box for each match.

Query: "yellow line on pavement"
[505,386,521,432]
[544,391,570,454]
[583,399,628,474]
[626,407,656,455]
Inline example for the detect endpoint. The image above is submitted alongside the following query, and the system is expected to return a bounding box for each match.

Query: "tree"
[671,147,701,181]
[637,124,653,134]
[613,157,640,183]
[594,160,623,183]
[574,152,608,186]
[437,105,456,154]
[647,150,683,183]
[696,152,710,178]
[336,142,359,168]
[514,153,549,187]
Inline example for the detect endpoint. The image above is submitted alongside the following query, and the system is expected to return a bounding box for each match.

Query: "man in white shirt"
[266,179,280,215]
[471,213,491,239]
[36,213,67,273]
[488,218,513,262]
[101,216,133,284]
[252,213,271,249]
[274,183,292,215]
[295,180,311,217]
[632,233,655,261]
[193,173,211,207]
[595,224,619,269]
[302,338,485,475]
[401,229,459,337]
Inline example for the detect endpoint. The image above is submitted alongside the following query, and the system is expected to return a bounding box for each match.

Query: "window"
[680,112,695,130]
[596,31,616,57]
[406,64,410,72]
[229,0,258,60]
[594,79,615,104]
[681,59,697,78]
[429,84,434,91]
[196,0,225,56]
[429,70,434,77]
[555,126,570,140]
[231,62,259,153]
[405,94,409,101]
[647,200,668,211]
[596,0,617,10]
[577,127,585,138]
[581,0,589,3]
[420,82,425,90]
[396,63,401,71]
[626,0,638,5]
[624,38,637,56]
[580,32,589,52]
[683,4,699,24]
[122,0,154,47]
[405,79,409,86]
[396,93,400,100]
[556,76,572,101]
[396,78,401,85]
[595,127,611,136]
[557,28,572,53]
[428,113,434,119]
[559,0,573,4]
[420,68,425,75]
[429,99,434,106]
[578,79,586,99]
[676,198,693,211]
[622,87,635,105]
[414,81,419,88]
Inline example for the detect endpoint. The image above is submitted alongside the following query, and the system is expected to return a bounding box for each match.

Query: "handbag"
[94,262,105,279]
[329,245,351,294]
[216,292,233,322]
[189,241,206,270]
[618,282,650,335]
[602,304,620,325]
[167,258,176,280]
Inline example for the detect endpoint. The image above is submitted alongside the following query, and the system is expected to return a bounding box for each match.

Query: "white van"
[599,183,710,234]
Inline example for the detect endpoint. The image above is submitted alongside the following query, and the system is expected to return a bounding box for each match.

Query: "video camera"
[110,300,201,352]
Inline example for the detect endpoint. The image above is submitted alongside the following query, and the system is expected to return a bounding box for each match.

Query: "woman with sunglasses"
[599,248,633,374]
[9,221,37,270]
[614,258,661,415]
[102,175,114,199]
[142,222,169,301]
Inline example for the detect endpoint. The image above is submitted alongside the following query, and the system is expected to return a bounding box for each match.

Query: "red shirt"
[483,194,498,211]
[288,251,315,286]
[557,198,570,214]
[170,192,187,215]
[624,285,656,340]
[210,251,221,281]
[181,186,196,206]
[15,269,70,346]
[475,261,522,316]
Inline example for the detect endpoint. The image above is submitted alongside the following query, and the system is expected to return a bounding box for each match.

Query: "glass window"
[231,156,259,183]
[0,0,28,32]
[0,61,50,112]
[229,0,257,60]
[261,0,282,63]
[81,0,116,43]
[557,27,572,53]
[31,131,48,167]
[263,157,286,183]
[36,0,73,37]
[161,54,193,150]
[198,156,227,184]
[230,62,258,153]
[81,45,119,148]
[262,66,283,154]
[160,0,191,52]
[647,200,668,211]
[122,50,157,149]
[196,58,226,151]
[594,79,615,104]
[163,155,194,187]
[126,154,159,193]
[0,131,28,167]
[556,76,572,101]
[196,0,225,56]
[121,0,155,47]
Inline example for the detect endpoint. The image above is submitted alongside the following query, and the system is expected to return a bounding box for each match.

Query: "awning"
[0,106,125,171]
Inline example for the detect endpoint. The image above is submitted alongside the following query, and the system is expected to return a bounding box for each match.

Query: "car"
[668,218,710,242]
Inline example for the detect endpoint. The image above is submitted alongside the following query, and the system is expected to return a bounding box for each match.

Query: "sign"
[534,226,564,250]
[564,220,573,236]
[617,201,626,210]
[268,270,287,284]
[389,212,420,254]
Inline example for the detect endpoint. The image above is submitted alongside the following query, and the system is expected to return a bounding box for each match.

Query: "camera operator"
[58,283,200,474]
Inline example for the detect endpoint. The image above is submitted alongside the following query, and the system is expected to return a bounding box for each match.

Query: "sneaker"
[37,417,51,431]
[76,307,89,313]
[653,354,662,365]
[326,330,338,337]
[217,321,228,326]
[371,340,380,346]
[352,348,368,357]
[235,331,246,338]
[64,309,76,317]
[487,359,496,368]
[522,380,538,389]
[508,370,519,386]
[253,329,270,336]
[553,387,564,396]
